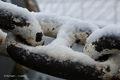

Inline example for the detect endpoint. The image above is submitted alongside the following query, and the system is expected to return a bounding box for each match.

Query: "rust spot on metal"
[27,37,34,40]
[105,66,111,72]
[92,55,94,58]
[56,26,59,28]
[46,29,50,34]
[42,42,44,45]
[31,24,34,27]
[36,32,43,42]
[0,38,3,45]
[29,29,32,32]
[87,50,90,53]
[112,49,119,51]
[75,39,80,43]
[85,45,88,50]
[26,23,30,27]
[52,28,55,30]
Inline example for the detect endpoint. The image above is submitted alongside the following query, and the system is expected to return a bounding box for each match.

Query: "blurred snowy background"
[0,0,120,80]
[36,0,120,27]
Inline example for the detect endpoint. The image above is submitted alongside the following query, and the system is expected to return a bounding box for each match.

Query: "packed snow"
[87,25,120,43]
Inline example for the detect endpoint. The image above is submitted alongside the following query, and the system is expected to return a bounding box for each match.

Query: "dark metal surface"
[7,44,104,80]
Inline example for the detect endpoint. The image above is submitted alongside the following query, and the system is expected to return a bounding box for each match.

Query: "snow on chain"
[0,1,120,80]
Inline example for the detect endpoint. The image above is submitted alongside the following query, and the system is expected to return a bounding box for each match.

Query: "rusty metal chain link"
[0,1,120,80]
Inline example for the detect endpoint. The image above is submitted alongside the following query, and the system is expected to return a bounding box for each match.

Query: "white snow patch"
[87,25,120,43]
[33,12,99,34]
